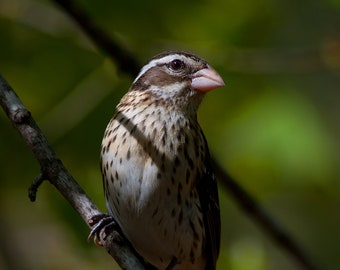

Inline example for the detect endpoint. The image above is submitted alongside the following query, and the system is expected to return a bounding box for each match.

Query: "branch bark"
[0,75,146,270]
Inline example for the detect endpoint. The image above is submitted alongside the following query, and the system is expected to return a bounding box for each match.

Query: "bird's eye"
[169,59,185,71]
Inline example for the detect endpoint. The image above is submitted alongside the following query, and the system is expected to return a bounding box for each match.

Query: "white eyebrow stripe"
[133,54,185,84]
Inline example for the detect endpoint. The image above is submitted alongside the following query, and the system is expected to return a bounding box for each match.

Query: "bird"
[91,51,224,270]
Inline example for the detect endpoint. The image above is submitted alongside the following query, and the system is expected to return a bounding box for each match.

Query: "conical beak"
[191,65,225,92]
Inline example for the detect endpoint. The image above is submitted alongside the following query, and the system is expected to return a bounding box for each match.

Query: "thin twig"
[28,173,46,202]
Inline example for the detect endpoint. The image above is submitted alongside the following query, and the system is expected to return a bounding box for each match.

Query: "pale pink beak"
[191,65,225,92]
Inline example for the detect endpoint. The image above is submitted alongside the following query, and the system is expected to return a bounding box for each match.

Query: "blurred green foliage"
[1,0,340,269]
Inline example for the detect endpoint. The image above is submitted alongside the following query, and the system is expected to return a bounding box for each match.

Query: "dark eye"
[169,59,185,71]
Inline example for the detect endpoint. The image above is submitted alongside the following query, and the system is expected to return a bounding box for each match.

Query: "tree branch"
[53,0,140,76]
[0,75,146,270]
[48,1,321,270]
[212,159,319,270]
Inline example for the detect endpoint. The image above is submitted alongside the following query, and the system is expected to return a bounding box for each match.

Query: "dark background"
[1,0,340,269]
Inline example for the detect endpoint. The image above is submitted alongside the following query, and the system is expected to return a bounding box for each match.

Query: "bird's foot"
[87,214,119,246]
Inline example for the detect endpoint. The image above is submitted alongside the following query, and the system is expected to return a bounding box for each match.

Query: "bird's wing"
[198,132,221,270]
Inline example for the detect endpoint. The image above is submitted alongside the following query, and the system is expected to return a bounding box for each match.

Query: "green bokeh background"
[1,0,340,269]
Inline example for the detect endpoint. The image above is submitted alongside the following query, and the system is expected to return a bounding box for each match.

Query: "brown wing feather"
[198,131,221,270]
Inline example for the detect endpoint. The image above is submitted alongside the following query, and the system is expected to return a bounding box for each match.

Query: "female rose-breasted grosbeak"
[96,51,224,270]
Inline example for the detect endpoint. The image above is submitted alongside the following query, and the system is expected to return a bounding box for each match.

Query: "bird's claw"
[88,214,119,246]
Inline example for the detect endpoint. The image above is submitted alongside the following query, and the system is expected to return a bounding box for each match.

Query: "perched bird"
[95,51,224,270]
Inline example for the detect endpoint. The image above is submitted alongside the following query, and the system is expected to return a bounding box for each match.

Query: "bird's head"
[127,51,225,112]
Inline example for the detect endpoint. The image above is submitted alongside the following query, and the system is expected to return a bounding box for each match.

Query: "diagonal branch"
[212,159,319,270]
[0,75,146,270]
[53,0,140,76]
[49,1,321,270]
